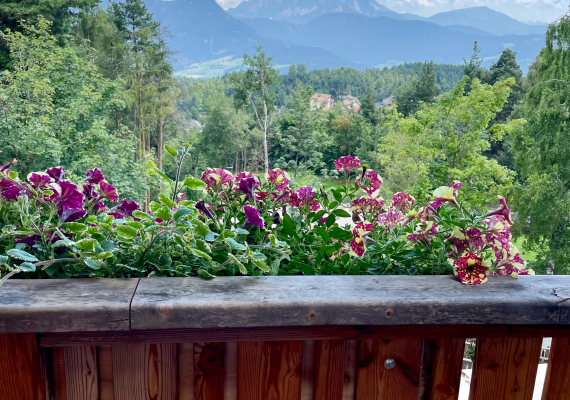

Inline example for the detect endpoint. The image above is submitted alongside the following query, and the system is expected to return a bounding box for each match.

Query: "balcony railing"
[0,275,569,400]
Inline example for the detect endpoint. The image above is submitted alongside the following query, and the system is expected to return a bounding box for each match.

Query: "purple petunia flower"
[118,199,140,218]
[196,199,215,221]
[0,158,17,173]
[46,166,65,182]
[267,169,290,191]
[82,184,98,201]
[28,173,51,191]
[99,181,119,203]
[243,205,264,229]
[1,185,23,201]
[334,155,361,175]
[238,177,260,201]
[85,168,105,185]
[59,207,87,223]
[93,201,106,213]
[56,181,85,210]
[14,235,42,247]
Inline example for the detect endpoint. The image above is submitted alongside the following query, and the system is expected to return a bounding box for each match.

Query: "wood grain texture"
[130,276,570,330]
[53,347,67,400]
[112,343,178,400]
[427,338,465,400]
[194,342,224,400]
[98,346,115,400]
[64,346,99,400]
[238,341,303,400]
[469,338,541,400]
[343,340,358,400]
[0,279,138,333]
[355,339,423,400]
[300,340,315,400]
[224,342,238,400]
[0,333,44,400]
[314,340,345,400]
[541,337,570,400]
[178,343,195,400]
[40,325,570,348]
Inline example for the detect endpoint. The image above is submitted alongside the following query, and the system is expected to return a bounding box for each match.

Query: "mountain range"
[144,0,548,77]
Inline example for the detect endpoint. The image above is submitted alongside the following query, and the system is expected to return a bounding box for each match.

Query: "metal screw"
[384,358,396,370]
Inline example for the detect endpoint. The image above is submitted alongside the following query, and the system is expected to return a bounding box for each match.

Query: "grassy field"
[514,236,538,262]
[175,56,290,78]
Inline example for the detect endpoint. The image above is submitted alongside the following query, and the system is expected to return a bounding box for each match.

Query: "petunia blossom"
[55,181,85,210]
[350,222,374,257]
[238,176,260,201]
[486,196,512,225]
[196,199,215,221]
[453,252,489,285]
[85,168,105,185]
[46,166,65,182]
[59,206,87,223]
[28,172,51,191]
[201,168,234,189]
[243,205,265,229]
[407,221,439,246]
[82,184,98,201]
[431,181,462,208]
[334,155,361,175]
[377,207,405,230]
[392,192,416,211]
[356,169,383,196]
[0,158,17,173]
[292,186,320,211]
[99,181,119,203]
[351,197,384,218]
[267,168,290,191]
[118,199,140,218]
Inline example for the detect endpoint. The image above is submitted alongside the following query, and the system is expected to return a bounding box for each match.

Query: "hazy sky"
[214,0,570,22]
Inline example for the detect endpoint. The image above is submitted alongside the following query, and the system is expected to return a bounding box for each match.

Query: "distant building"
[189,119,202,130]
[381,96,394,108]
[340,95,361,112]
[311,93,336,110]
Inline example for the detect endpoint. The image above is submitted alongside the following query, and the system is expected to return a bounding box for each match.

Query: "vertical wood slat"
[194,342,225,400]
[112,344,178,400]
[300,340,316,400]
[237,341,303,400]
[64,347,99,400]
[355,339,424,400]
[179,343,195,400]
[224,342,238,400]
[343,340,358,400]
[541,337,570,400]
[314,340,345,400]
[98,346,115,400]
[53,347,67,400]
[427,338,465,400]
[0,333,45,400]
[469,338,541,400]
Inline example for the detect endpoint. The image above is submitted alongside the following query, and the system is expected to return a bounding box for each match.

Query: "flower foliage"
[0,150,531,284]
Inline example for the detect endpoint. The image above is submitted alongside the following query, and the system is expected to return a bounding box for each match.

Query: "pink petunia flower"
[356,169,383,196]
[453,252,489,285]
[334,155,361,175]
[267,169,290,191]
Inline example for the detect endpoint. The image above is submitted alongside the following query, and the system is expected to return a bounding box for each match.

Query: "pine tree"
[360,86,378,124]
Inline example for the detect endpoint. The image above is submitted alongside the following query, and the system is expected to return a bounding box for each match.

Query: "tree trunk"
[158,119,164,192]
[263,101,269,173]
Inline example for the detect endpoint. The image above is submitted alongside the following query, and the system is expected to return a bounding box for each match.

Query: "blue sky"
[215,0,570,22]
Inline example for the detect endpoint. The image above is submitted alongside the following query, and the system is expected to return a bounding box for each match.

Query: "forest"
[0,0,569,274]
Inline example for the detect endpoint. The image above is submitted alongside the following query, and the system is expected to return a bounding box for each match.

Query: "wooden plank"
[64,347,99,400]
[343,340,358,400]
[237,341,303,400]
[314,340,345,400]
[427,338,465,400]
[469,338,541,400]
[224,342,238,400]
[179,343,195,400]
[0,279,139,333]
[98,346,115,400]
[541,337,570,400]
[130,276,570,330]
[112,343,178,400]
[0,333,44,400]
[300,340,316,400]
[40,348,55,400]
[39,325,570,348]
[53,347,67,400]
[194,342,224,400]
[355,339,423,400]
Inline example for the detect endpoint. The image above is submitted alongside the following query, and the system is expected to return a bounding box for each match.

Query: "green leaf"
[183,177,207,190]
[268,234,279,247]
[191,248,212,261]
[100,240,116,252]
[154,168,171,182]
[312,210,327,222]
[198,269,215,278]
[84,259,103,270]
[116,225,138,239]
[252,259,270,273]
[314,227,330,243]
[132,211,151,220]
[18,262,36,272]
[126,221,143,229]
[193,220,210,236]
[7,249,38,262]
[283,214,296,235]
[0,255,8,265]
[326,214,336,228]
[228,253,247,274]
[159,193,175,208]
[8,170,18,180]
[52,239,75,248]
[66,222,87,233]
[86,216,97,223]
[96,252,114,260]
[225,238,247,251]
[290,261,315,275]
[164,145,178,157]
[173,206,194,222]
[235,228,249,235]
[98,223,113,232]
[75,238,98,252]
[158,254,172,266]
[332,209,351,218]
[332,189,343,203]
[153,206,170,221]
[329,228,353,241]
[149,201,161,213]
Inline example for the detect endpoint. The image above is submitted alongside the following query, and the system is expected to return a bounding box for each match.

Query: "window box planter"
[1,275,570,400]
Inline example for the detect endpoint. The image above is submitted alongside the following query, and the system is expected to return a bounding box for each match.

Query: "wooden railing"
[1,275,570,400]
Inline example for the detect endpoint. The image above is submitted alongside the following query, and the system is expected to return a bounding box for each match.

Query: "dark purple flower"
[85,168,105,185]
[0,178,20,200]
[243,205,264,229]
[0,158,17,173]
[46,166,65,182]
[14,235,42,247]
[272,211,281,224]
[93,201,106,213]
[28,173,51,191]
[99,181,119,203]
[118,199,140,218]
[82,184,98,201]
[238,177,260,201]
[56,181,85,210]
[486,196,512,225]
[109,212,123,219]
[196,199,215,221]
[59,206,87,222]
